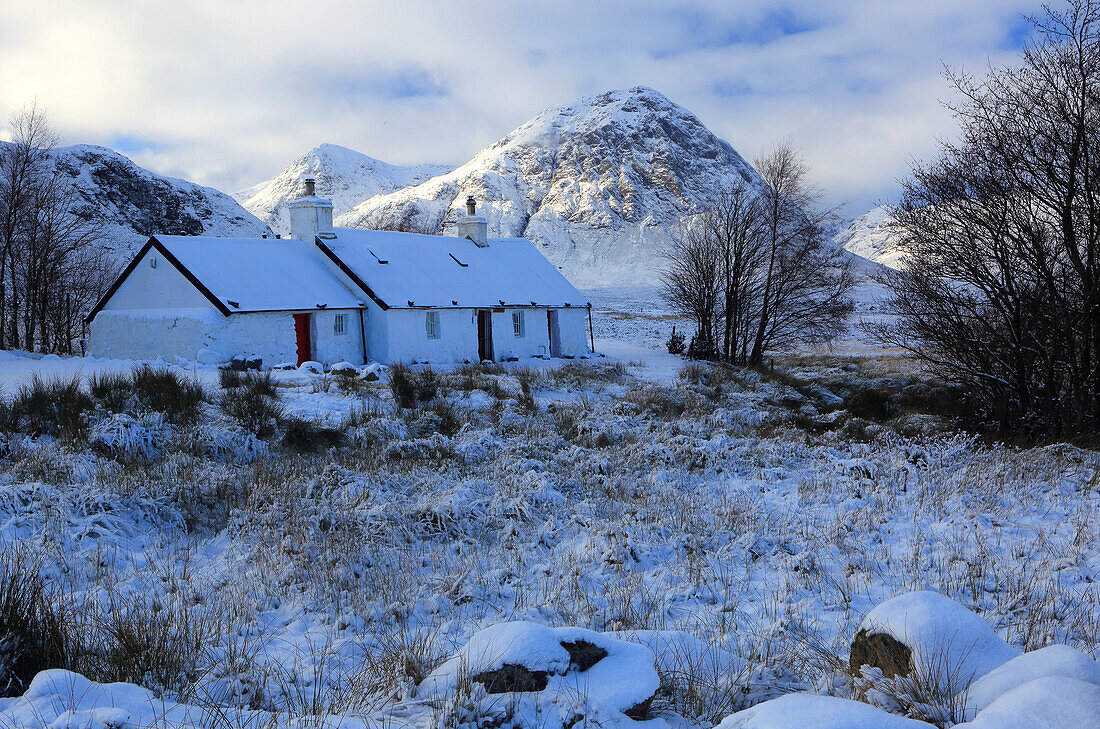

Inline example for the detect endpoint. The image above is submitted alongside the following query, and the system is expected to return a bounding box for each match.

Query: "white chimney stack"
[455,195,488,247]
[289,177,335,242]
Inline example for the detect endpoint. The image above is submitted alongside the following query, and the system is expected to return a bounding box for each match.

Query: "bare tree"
[874,0,1100,434]
[751,142,852,364]
[0,104,112,354]
[0,103,58,349]
[662,150,854,363]
[661,219,723,358]
[704,182,769,364]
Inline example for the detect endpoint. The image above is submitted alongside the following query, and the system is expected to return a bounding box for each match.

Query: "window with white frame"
[512,311,525,337]
[333,313,347,335]
[426,311,441,339]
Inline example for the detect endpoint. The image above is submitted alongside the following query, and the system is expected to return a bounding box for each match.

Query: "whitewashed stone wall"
[90,308,367,366]
[380,306,591,363]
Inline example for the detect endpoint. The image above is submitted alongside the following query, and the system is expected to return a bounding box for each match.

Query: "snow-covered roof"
[151,235,362,313]
[318,228,588,309]
[85,235,364,323]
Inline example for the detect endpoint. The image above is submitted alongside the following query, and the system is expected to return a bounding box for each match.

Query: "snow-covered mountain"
[834,205,907,269]
[236,143,451,234]
[336,87,768,287]
[17,143,271,259]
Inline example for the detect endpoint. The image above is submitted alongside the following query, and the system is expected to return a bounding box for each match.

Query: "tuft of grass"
[429,398,461,437]
[131,365,205,424]
[280,416,343,452]
[218,367,246,390]
[854,641,971,728]
[11,375,93,441]
[93,598,215,694]
[389,363,418,409]
[623,384,690,419]
[242,370,278,399]
[89,371,133,413]
[342,398,387,429]
[389,364,438,409]
[220,388,282,437]
[0,548,73,697]
[333,371,367,396]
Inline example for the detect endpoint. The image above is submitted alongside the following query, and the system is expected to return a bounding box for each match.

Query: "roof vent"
[466,196,476,216]
[305,178,316,196]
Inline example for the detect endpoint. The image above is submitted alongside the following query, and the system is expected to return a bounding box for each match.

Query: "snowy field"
[0,289,1097,729]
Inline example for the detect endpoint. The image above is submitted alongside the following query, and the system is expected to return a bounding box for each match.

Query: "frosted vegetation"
[0,349,1096,728]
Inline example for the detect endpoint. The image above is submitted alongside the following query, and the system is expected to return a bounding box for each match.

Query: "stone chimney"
[288,177,335,242]
[455,195,488,247]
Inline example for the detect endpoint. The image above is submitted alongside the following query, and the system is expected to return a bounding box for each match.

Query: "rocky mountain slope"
[236,143,451,234]
[15,143,272,259]
[834,205,906,269]
[335,87,768,287]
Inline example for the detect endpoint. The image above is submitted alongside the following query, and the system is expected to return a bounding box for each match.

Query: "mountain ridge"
[236,143,451,234]
[5,142,272,259]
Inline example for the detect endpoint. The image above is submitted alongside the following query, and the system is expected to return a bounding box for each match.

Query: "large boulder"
[851,592,1019,687]
[418,621,659,729]
[715,693,934,729]
[959,645,1100,719]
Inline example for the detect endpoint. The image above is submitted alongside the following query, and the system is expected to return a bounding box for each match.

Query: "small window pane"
[512,311,525,338]
[334,314,346,335]
[426,311,441,339]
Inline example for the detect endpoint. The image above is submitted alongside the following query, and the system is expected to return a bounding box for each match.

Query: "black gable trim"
[84,236,233,325]
[314,238,390,311]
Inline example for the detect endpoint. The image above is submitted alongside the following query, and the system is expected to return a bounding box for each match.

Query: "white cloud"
[0,0,1045,214]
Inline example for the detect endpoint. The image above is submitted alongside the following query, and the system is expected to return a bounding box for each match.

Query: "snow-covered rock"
[359,362,386,381]
[236,143,451,234]
[1,143,272,261]
[298,361,324,374]
[834,205,906,269]
[338,87,769,287]
[715,693,934,729]
[328,361,358,375]
[418,621,659,728]
[956,676,1100,729]
[5,669,273,729]
[852,591,1020,688]
[960,645,1100,718]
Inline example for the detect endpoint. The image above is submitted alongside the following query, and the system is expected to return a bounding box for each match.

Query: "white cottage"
[86,182,593,366]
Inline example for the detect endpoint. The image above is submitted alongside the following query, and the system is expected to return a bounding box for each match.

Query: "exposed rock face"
[850,629,913,679]
[236,143,451,235]
[8,143,272,260]
[337,87,769,286]
[473,665,549,693]
[562,639,608,672]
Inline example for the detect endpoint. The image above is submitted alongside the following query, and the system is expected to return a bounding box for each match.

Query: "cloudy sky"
[0,0,1043,215]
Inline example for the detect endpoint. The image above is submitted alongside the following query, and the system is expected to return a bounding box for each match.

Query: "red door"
[293,313,312,365]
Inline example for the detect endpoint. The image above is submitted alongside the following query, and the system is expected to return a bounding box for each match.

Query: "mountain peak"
[337,86,763,286]
[238,146,451,233]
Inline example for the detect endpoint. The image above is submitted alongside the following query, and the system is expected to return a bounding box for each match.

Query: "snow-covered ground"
[0,303,1097,728]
